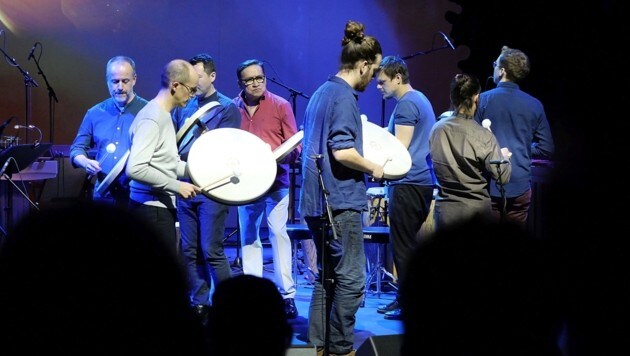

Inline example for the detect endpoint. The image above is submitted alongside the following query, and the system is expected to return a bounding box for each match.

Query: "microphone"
[0,117,14,135]
[14,124,36,130]
[311,154,323,160]
[27,43,36,61]
[0,157,12,177]
[438,31,455,50]
[482,119,492,132]
[489,160,509,165]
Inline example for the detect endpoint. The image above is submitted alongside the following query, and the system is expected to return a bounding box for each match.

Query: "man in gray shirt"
[127,59,201,251]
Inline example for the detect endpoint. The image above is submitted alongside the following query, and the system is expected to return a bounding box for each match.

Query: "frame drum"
[272,130,303,162]
[187,128,277,205]
[361,117,412,180]
[95,149,130,196]
[176,101,223,154]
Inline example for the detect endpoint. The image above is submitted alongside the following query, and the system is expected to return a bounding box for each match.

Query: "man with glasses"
[127,59,201,254]
[172,53,241,325]
[70,56,148,207]
[233,59,300,320]
[475,46,554,226]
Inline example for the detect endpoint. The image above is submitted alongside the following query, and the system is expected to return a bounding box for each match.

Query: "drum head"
[362,119,412,180]
[273,130,303,162]
[176,101,223,153]
[187,128,277,205]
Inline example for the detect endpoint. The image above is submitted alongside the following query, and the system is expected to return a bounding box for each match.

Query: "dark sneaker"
[383,308,402,320]
[376,299,399,314]
[284,298,298,319]
[192,304,210,326]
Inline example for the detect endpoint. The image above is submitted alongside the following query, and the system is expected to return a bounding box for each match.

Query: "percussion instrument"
[176,101,223,154]
[272,130,303,162]
[186,128,277,205]
[364,186,389,227]
[95,149,130,196]
[87,143,116,180]
[361,116,412,180]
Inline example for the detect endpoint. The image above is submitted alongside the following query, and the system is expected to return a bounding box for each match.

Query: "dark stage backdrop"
[0,0,611,216]
[0,0,464,147]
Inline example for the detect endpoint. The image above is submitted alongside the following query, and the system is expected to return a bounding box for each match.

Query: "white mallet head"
[106,143,116,154]
[482,119,492,131]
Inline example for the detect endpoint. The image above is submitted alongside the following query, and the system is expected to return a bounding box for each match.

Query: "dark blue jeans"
[306,210,366,354]
[177,195,232,306]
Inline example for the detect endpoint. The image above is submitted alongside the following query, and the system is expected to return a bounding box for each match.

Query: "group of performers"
[69,20,553,356]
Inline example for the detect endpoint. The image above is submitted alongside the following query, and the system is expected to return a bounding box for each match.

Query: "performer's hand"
[370,164,384,182]
[84,159,102,175]
[179,182,201,199]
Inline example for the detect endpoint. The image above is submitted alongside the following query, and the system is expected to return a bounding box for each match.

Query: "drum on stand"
[365,186,388,227]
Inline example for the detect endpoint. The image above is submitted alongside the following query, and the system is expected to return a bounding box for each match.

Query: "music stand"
[0,143,52,235]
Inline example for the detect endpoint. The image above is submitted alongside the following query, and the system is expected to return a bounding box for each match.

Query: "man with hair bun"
[299,20,383,356]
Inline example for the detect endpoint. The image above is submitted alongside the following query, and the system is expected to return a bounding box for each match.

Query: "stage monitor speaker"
[356,334,402,356]
[286,344,317,356]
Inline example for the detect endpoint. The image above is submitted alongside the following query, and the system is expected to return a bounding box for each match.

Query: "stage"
[220,227,404,354]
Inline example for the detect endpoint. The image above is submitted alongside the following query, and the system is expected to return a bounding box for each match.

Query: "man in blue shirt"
[70,56,148,206]
[374,55,436,320]
[299,20,383,356]
[475,46,554,226]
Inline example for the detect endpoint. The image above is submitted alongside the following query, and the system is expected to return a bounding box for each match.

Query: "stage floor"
[221,237,403,351]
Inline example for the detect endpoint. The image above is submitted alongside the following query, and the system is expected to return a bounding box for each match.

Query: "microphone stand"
[267,76,310,223]
[311,154,338,356]
[0,46,39,144]
[266,76,311,114]
[0,157,41,238]
[30,47,59,143]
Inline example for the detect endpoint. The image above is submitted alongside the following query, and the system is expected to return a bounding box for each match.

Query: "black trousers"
[387,184,434,297]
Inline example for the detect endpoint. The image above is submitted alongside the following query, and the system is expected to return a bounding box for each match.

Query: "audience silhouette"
[205,274,293,356]
[0,201,206,355]
[400,218,563,356]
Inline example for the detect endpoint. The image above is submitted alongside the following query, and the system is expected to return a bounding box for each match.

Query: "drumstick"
[99,143,117,164]
[381,156,392,168]
[88,143,116,179]
[482,119,492,132]
[201,167,242,192]
[370,156,391,182]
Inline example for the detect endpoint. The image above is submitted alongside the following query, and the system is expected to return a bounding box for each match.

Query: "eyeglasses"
[178,82,197,95]
[492,61,498,68]
[241,75,265,86]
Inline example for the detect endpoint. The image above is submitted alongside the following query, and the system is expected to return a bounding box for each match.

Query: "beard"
[355,74,372,92]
